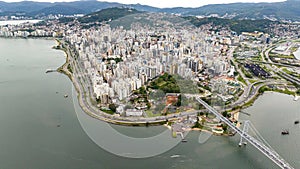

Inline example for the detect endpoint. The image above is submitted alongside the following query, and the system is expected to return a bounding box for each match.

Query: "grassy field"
[158,81,167,87]
[269,53,295,59]
[249,79,258,84]
[237,75,247,85]
[145,110,162,117]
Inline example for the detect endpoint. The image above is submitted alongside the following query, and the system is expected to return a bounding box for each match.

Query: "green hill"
[1,1,300,21]
[184,16,278,34]
[183,0,300,21]
[30,4,84,16]
[110,12,194,30]
[78,7,143,23]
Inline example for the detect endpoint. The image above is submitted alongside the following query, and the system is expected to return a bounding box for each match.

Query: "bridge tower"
[239,120,250,146]
[196,97,295,169]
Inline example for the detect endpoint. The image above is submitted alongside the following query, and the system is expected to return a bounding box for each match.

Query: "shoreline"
[56,39,169,126]
[0,36,55,40]
[54,39,296,128]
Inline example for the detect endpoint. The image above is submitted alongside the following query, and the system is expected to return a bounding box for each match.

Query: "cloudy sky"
[3,0,286,8]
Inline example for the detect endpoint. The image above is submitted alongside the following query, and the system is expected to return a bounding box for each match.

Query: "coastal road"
[62,41,202,125]
[61,41,293,125]
[226,79,287,111]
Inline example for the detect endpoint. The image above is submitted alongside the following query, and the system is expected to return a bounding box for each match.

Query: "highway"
[228,79,286,110]
[263,46,300,86]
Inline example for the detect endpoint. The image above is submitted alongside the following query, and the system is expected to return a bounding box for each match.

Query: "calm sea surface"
[0,38,299,169]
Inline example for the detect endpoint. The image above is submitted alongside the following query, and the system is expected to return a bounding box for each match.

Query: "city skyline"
[1,0,286,8]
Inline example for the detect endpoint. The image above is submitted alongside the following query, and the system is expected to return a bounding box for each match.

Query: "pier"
[45,69,56,73]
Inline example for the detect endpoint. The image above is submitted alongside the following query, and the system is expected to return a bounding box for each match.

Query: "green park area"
[128,73,202,116]
[149,73,200,94]
[148,73,180,93]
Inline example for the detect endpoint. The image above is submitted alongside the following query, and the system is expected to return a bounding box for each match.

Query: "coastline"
[54,39,297,129]
[55,39,170,126]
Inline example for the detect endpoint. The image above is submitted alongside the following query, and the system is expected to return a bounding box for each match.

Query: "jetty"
[46,69,56,73]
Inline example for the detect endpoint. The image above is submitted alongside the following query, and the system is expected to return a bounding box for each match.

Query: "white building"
[125,109,144,117]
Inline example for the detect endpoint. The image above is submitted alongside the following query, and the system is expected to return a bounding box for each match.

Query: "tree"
[297,89,300,95]
[192,121,201,128]
[221,124,228,132]
[259,86,268,94]
[96,97,101,103]
[201,118,206,125]
[139,86,147,95]
[222,111,228,117]
[147,102,151,109]
[109,104,117,112]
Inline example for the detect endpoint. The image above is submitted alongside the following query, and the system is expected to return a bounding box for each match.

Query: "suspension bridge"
[196,97,294,169]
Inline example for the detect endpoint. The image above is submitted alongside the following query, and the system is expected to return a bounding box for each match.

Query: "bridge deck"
[196,97,294,169]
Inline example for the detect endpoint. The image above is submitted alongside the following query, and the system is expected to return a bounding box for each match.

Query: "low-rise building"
[125,109,144,117]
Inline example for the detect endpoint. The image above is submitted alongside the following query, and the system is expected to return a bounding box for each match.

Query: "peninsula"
[1,8,300,135]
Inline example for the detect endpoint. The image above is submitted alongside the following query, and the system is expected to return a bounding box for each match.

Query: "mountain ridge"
[0,0,300,21]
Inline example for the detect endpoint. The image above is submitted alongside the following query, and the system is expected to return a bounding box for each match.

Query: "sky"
[2,0,287,8]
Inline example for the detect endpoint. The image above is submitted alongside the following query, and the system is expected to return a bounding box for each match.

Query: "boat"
[294,120,299,124]
[281,130,289,135]
[294,95,299,101]
[181,139,187,142]
[64,94,68,98]
[170,155,180,158]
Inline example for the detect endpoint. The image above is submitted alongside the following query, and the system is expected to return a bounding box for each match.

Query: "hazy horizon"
[0,0,287,8]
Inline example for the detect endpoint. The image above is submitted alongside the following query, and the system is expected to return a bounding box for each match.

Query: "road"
[61,41,202,125]
[263,45,300,85]
[227,80,286,110]
[227,42,299,111]
[59,40,297,125]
